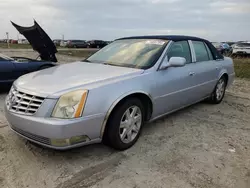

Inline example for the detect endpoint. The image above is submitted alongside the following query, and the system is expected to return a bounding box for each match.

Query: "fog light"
[51,138,70,147]
[70,135,90,145]
[50,135,90,147]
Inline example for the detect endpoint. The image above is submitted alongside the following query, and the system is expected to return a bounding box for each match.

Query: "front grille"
[11,125,51,145]
[7,87,45,115]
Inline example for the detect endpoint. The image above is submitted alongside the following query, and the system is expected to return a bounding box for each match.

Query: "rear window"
[192,41,210,62]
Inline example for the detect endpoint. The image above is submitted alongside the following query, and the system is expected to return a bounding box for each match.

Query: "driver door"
[152,41,199,117]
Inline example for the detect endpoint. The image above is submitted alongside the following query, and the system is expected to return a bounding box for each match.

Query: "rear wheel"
[105,98,144,150]
[209,76,227,104]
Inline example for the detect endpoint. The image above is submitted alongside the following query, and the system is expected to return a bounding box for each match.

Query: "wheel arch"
[100,91,153,139]
[218,69,229,85]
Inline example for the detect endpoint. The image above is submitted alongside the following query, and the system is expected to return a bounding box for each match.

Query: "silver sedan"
[4,35,235,150]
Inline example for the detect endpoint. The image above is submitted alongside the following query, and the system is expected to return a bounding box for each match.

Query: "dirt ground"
[0,50,250,188]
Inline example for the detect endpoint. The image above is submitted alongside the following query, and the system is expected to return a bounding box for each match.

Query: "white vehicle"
[60,40,67,47]
[18,39,29,44]
[232,42,250,55]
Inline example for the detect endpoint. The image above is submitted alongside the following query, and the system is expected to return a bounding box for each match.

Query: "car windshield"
[86,39,168,69]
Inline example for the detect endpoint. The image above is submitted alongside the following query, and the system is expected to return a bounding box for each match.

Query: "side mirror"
[160,57,186,70]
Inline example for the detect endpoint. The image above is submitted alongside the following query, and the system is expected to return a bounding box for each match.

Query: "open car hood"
[11,20,58,62]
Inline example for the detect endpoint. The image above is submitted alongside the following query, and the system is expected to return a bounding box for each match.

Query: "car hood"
[11,20,58,62]
[15,61,144,98]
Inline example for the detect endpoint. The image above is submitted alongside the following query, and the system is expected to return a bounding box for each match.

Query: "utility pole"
[6,32,10,48]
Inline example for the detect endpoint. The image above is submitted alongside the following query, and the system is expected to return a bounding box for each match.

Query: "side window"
[205,43,214,60]
[167,41,191,63]
[192,41,210,62]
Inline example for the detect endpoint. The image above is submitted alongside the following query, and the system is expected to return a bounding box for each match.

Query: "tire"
[209,76,227,104]
[105,98,145,150]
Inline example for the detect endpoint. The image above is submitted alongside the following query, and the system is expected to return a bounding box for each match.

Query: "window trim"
[188,40,196,63]
[190,40,211,63]
[204,42,214,60]
[164,40,192,64]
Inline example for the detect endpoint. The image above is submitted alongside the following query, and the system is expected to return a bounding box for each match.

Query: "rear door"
[189,40,220,98]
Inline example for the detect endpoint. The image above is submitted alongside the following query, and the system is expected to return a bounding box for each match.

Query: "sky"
[0,0,250,42]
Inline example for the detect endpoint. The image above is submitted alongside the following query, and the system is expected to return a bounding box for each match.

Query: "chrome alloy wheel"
[119,106,142,144]
[216,78,226,101]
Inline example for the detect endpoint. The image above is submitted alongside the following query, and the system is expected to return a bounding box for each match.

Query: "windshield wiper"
[103,62,122,67]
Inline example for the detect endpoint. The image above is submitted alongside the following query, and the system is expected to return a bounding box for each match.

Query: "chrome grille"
[7,87,45,115]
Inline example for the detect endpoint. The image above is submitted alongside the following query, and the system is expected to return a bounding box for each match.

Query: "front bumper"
[4,105,105,150]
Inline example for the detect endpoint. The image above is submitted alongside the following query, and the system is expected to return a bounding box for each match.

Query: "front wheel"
[105,98,145,150]
[209,76,227,104]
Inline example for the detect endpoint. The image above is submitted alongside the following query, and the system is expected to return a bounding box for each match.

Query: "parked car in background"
[18,39,29,44]
[212,42,232,55]
[87,40,108,48]
[0,39,7,43]
[5,35,235,151]
[2,39,8,43]
[53,39,61,46]
[60,40,67,47]
[11,40,18,44]
[66,40,88,48]
[232,42,250,55]
[0,53,56,85]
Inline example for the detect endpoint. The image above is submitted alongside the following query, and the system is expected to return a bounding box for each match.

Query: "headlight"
[51,90,88,119]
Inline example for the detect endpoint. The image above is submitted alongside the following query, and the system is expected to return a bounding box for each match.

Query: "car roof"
[116,35,207,42]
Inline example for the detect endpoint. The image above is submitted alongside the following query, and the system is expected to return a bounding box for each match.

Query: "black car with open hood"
[11,20,58,62]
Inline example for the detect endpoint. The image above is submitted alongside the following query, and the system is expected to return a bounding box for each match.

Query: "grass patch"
[233,58,250,79]
[0,43,32,49]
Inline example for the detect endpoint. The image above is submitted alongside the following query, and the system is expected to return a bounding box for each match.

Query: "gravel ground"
[0,50,250,188]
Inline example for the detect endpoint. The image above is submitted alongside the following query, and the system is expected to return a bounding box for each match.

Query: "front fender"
[218,68,228,80]
[99,90,152,138]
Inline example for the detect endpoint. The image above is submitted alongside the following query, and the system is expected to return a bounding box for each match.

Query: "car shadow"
[0,84,11,94]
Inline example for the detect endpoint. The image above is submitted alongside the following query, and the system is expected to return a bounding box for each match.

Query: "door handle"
[189,72,195,76]
[216,67,219,70]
